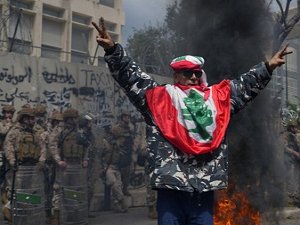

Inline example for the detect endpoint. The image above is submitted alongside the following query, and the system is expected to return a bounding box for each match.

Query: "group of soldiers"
[0,104,96,225]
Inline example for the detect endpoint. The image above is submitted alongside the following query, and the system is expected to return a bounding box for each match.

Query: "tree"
[271,0,300,53]
[126,25,174,76]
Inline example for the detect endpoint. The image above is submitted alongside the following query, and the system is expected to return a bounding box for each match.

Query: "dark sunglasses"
[181,70,203,78]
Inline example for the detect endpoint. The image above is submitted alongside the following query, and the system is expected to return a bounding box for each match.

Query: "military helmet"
[51,110,63,121]
[63,108,79,119]
[2,104,15,113]
[16,105,35,121]
[34,104,47,116]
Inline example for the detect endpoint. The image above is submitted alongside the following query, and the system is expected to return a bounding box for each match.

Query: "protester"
[92,19,292,225]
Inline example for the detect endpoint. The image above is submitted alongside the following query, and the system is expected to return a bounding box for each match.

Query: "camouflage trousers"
[43,161,56,214]
[105,165,124,202]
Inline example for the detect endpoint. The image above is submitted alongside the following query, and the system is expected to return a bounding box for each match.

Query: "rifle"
[10,152,18,224]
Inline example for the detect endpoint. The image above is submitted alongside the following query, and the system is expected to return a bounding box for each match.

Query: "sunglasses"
[181,70,203,78]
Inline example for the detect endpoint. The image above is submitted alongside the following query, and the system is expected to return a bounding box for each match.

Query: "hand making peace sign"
[267,44,293,72]
[92,17,114,50]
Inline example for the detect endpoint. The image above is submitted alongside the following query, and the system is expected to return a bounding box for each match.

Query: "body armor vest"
[18,131,41,162]
[61,130,85,160]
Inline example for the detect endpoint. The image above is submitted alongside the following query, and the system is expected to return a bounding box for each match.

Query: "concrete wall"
[0,51,172,124]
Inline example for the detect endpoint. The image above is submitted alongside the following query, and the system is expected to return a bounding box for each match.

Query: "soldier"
[33,104,52,224]
[33,104,48,136]
[77,113,97,218]
[0,105,15,184]
[100,125,128,213]
[0,105,15,225]
[52,108,89,225]
[37,109,66,225]
[3,104,46,225]
[113,112,134,197]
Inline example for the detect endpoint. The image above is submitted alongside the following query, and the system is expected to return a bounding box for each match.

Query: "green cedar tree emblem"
[182,89,213,140]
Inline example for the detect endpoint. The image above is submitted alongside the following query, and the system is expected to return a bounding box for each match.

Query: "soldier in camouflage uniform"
[36,109,66,225]
[0,105,15,225]
[3,104,46,225]
[113,112,134,197]
[52,108,89,225]
[93,22,292,225]
[100,125,127,213]
[77,113,97,218]
[33,104,53,224]
[0,105,15,184]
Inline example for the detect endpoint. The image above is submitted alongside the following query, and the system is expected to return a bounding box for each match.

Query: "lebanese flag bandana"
[145,80,231,155]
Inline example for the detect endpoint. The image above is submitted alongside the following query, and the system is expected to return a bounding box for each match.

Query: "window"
[41,19,63,59]
[41,45,61,59]
[71,51,89,64]
[72,12,91,25]
[43,4,64,18]
[99,0,114,8]
[8,12,33,54]
[104,21,117,32]
[11,0,34,10]
[8,38,31,54]
[71,26,90,64]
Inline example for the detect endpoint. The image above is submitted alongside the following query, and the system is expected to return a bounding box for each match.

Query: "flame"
[214,188,261,225]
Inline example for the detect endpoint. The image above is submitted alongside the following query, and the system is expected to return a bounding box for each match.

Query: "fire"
[214,188,261,225]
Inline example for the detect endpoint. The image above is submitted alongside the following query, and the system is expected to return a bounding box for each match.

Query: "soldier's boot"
[2,206,13,225]
[113,199,127,213]
[148,205,157,220]
[50,210,60,225]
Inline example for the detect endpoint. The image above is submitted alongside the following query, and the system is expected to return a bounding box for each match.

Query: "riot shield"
[11,165,45,225]
[60,164,88,225]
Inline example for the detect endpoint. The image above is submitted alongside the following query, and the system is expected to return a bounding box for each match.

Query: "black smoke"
[165,0,286,218]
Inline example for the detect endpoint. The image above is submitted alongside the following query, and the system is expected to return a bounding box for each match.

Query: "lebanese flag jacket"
[104,44,272,193]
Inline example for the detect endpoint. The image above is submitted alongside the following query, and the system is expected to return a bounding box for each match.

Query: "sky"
[121,0,299,45]
[122,0,172,45]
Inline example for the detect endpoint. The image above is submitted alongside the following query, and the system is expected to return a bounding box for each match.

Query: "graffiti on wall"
[0,53,168,129]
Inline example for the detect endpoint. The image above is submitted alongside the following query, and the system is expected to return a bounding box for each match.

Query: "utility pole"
[285,55,288,107]
[9,8,22,52]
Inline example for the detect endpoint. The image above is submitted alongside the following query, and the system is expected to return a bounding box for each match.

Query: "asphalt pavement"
[89,206,156,225]
[88,206,300,225]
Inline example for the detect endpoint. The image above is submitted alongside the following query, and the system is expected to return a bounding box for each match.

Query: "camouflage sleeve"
[104,44,158,120]
[0,121,13,135]
[48,129,61,163]
[230,62,272,114]
[38,132,46,163]
[3,127,18,165]
[100,138,110,169]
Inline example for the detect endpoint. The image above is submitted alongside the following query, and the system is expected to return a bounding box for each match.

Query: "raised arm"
[231,44,293,114]
[92,19,158,120]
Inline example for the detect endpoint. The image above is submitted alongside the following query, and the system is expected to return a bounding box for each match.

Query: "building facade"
[0,0,125,65]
